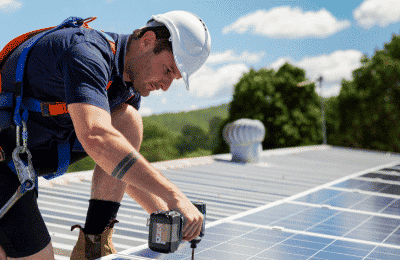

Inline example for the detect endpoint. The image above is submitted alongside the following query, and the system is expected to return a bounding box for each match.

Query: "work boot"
[70,219,119,260]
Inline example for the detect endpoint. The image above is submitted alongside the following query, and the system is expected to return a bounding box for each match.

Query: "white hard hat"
[144,11,211,90]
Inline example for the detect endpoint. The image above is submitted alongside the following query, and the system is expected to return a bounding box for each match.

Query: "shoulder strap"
[14,17,90,127]
[0,26,55,71]
[99,31,116,55]
[0,17,115,118]
[0,27,55,93]
[80,17,116,55]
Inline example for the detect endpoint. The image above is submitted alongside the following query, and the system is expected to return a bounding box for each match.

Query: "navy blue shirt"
[1,27,141,149]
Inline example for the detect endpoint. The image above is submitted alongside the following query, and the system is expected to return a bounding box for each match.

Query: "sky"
[1,0,400,116]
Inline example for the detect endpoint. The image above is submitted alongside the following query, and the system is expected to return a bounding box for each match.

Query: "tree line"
[215,32,400,154]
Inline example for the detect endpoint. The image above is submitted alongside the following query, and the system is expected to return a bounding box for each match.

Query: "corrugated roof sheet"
[35,145,400,259]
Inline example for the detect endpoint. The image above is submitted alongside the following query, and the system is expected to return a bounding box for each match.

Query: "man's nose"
[162,83,171,91]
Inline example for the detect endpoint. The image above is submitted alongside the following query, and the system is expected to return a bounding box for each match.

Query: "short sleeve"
[60,42,112,113]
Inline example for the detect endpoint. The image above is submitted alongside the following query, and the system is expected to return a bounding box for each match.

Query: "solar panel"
[101,163,400,260]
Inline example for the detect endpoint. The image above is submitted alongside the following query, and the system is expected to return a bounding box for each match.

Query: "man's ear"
[140,31,157,51]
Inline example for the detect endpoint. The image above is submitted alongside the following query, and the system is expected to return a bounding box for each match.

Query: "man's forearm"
[69,102,182,206]
[81,126,183,206]
[125,184,169,214]
[120,154,185,205]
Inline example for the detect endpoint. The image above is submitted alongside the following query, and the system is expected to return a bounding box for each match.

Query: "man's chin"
[133,86,151,97]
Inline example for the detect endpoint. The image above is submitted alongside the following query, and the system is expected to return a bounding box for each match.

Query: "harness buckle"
[40,102,68,116]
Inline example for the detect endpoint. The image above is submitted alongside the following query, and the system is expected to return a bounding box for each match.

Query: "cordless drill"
[148,202,206,259]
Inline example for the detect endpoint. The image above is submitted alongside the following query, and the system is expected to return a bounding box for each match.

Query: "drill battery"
[148,202,206,254]
[148,210,184,253]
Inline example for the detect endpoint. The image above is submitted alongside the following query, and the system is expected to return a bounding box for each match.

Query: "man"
[0,10,211,259]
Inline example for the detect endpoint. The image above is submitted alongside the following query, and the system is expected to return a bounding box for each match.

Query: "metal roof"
[36,145,400,259]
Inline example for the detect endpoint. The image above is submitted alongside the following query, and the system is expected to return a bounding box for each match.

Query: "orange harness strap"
[41,78,113,116]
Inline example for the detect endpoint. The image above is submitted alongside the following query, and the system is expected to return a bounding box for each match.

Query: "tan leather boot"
[70,219,119,260]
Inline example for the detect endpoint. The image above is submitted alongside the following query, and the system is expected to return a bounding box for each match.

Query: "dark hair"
[128,19,172,54]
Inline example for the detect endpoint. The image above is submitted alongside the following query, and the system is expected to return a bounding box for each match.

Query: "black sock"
[83,199,121,235]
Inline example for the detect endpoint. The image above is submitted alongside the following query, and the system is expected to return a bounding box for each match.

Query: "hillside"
[67,103,230,172]
[142,103,229,134]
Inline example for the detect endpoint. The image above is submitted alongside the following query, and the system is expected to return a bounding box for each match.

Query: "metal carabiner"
[15,125,21,149]
[0,147,35,219]
[0,186,25,219]
[22,120,28,153]
[15,120,29,153]
[12,146,35,192]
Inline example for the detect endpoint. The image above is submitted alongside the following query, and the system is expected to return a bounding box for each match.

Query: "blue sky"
[1,0,400,116]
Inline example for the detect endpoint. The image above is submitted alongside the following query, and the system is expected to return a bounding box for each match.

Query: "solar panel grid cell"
[334,178,400,195]
[104,164,400,260]
[362,173,400,182]
[158,223,399,260]
[298,189,400,217]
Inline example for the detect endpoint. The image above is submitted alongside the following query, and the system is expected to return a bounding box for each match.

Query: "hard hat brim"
[183,74,189,90]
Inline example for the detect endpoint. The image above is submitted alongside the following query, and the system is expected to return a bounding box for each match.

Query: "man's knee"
[111,104,143,150]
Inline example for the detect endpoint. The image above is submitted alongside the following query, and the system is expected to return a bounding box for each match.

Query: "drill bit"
[190,239,199,260]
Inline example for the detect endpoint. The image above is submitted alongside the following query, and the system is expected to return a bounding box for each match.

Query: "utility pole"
[317,76,327,145]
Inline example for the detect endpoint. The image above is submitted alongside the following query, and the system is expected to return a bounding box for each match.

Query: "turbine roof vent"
[223,119,265,163]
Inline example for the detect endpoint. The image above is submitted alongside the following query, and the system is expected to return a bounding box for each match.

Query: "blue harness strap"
[6,17,87,181]
[1,17,116,182]
[14,17,85,127]
[0,92,13,130]
[42,141,71,180]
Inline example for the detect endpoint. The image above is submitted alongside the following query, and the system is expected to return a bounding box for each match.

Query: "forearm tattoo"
[111,150,140,180]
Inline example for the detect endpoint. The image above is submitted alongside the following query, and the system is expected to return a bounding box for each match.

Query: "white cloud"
[354,0,400,29]
[223,7,350,39]
[270,50,363,82]
[207,50,265,64]
[189,64,249,98]
[297,50,363,82]
[0,0,21,13]
[268,50,363,97]
[138,107,152,117]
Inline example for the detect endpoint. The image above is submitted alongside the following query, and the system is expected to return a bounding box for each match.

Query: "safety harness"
[0,17,116,218]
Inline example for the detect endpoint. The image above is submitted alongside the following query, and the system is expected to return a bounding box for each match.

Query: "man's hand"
[167,195,204,241]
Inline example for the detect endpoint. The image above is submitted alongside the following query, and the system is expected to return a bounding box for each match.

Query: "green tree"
[175,125,209,155]
[140,119,180,162]
[337,34,400,152]
[214,63,322,154]
[208,116,224,151]
[324,95,340,146]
